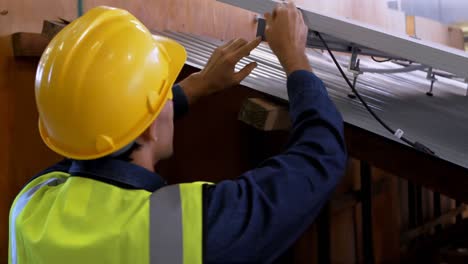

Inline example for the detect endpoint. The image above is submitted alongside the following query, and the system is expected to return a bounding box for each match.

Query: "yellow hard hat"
[35,6,187,160]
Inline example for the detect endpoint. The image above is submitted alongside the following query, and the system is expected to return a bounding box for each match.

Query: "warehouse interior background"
[1,0,468,263]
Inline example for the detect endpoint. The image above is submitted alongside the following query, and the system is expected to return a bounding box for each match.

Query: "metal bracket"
[465,78,468,97]
[255,16,266,41]
[348,47,361,74]
[426,68,437,97]
[347,48,361,99]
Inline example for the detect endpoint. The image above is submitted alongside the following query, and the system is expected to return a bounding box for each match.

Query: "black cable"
[315,31,435,156]
[371,56,392,63]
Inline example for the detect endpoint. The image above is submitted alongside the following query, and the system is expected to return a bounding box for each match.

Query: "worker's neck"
[130,148,159,173]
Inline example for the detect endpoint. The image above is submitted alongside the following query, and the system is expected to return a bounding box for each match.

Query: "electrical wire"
[315,31,435,156]
[371,56,392,63]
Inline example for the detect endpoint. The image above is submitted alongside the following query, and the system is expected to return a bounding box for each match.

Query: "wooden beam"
[406,15,416,37]
[330,178,389,213]
[11,33,49,58]
[238,98,291,131]
[401,218,468,263]
[41,20,68,40]
[345,124,468,203]
[401,205,468,245]
[10,19,67,58]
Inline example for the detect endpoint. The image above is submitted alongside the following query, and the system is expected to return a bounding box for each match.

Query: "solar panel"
[218,0,468,80]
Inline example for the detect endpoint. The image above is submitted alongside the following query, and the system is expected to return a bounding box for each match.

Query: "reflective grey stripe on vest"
[10,177,66,264]
[150,184,184,264]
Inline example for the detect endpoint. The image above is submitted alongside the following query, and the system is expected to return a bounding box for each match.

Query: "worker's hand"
[264,2,311,75]
[179,37,262,104]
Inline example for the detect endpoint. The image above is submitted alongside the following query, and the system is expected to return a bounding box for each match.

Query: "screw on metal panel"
[0,10,8,16]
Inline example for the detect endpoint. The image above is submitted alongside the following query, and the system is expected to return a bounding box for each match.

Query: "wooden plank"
[218,0,468,79]
[448,27,465,50]
[276,0,406,34]
[401,205,468,245]
[238,98,291,131]
[41,20,68,40]
[401,218,468,263]
[1,53,61,262]
[349,0,405,34]
[84,0,257,41]
[330,208,357,263]
[11,32,48,57]
[0,34,12,264]
[330,178,390,213]
[0,0,76,34]
[406,15,416,37]
[415,16,465,50]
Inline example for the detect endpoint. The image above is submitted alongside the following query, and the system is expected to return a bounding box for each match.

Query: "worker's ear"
[137,120,159,145]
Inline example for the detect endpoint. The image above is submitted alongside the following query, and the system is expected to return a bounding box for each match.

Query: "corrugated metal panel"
[156,30,468,169]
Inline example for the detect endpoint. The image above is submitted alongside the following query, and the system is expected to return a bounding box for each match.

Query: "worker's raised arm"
[173,37,261,119]
[203,3,347,263]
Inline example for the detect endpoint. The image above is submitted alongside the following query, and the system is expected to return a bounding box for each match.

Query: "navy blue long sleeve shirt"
[29,70,347,263]
[204,70,347,263]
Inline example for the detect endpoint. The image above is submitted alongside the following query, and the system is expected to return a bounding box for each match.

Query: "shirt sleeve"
[204,70,348,263]
[172,84,189,120]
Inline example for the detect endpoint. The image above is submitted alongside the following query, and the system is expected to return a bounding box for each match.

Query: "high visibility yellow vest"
[9,171,206,264]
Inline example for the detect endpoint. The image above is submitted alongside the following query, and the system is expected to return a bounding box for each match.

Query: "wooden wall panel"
[0,0,11,255]
[296,0,406,34]
[415,16,465,49]
[1,0,462,47]
[372,168,401,264]
[350,0,406,34]
[85,0,258,41]
[0,0,257,40]
[406,15,416,36]
[296,0,354,18]
[0,37,11,264]
[331,208,358,263]
[448,27,465,51]
[0,56,61,263]
[0,0,75,34]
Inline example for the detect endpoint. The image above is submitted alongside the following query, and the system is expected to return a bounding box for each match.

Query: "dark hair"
[113,142,142,162]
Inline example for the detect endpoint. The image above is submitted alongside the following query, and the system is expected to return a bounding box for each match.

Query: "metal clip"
[426,68,437,97]
[348,47,361,75]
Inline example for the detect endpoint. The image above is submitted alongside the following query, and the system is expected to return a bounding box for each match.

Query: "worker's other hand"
[179,37,262,104]
[264,2,311,75]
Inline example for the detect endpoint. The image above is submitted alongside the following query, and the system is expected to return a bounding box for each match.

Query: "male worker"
[9,2,346,264]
